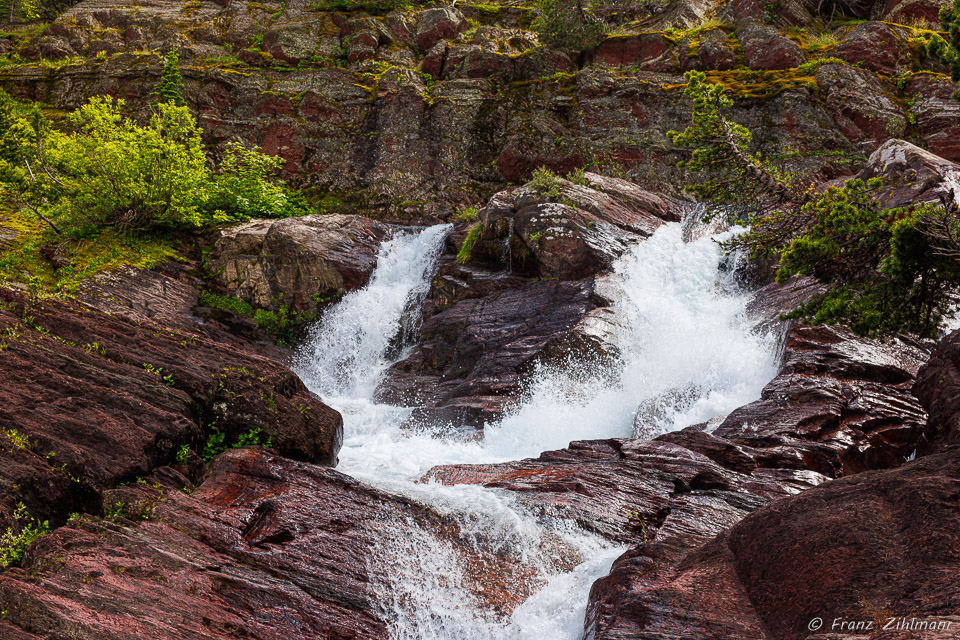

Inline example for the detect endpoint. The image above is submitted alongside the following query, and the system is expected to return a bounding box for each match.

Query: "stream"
[293,215,779,639]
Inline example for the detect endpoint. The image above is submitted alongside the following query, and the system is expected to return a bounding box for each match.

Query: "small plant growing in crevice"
[529,166,562,198]
[0,502,49,568]
[456,224,482,264]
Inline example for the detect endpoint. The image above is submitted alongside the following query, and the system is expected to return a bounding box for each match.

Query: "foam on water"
[294,216,780,639]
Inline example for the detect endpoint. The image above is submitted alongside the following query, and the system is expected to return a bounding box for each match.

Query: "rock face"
[0,450,401,640]
[0,448,573,639]
[736,21,803,70]
[0,287,342,531]
[207,214,391,315]
[713,322,929,475]
[914,329,960,452]
[376,174,682,426]
[4,0,949,218]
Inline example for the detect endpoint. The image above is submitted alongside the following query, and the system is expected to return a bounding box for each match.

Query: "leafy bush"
[529,166,562,197]
[0,92,311,238]
[928,0,960,82]
[0,502,49,568]
[253,305,314,345]
[200,142,311,221]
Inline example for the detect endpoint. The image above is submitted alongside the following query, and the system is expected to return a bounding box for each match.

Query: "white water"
[294,218,779,639]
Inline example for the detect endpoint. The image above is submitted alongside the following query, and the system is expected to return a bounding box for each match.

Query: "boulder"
[0,288,342,530]
[914,329,960,451]
[857,139,960,209]
[425,437,827,543]
[696,28,737,71]
[714,323,929,475]
[472,173,681,278]
[736,21,803,70]
[376,176,681,426]
[0,449,564,638]
[207,214,391,316]
[414,7,466,53]
[585,446,960,640]
[592,34,678,72]
[879,0,950,23]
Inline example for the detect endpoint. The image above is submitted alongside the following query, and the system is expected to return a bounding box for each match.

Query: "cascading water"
[294,212,780,639]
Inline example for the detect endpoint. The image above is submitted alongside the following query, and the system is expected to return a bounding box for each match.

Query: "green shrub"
[927,0,960,82]
[532,0,605,51]
[0,502,49,568]
[744,178,960,338]
[200,142,311,221]
[233,427,271,448]
[150,51,186,107]
[201,430,226,460]
[0,92,313,238]
[253,305,314,344]
[197,288,254,316]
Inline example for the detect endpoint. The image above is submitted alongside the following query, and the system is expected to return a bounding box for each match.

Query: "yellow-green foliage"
[1,427,30,451]
[665,67,820,99]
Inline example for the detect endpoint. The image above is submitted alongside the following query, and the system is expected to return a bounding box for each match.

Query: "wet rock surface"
[585,445,960,640]
[424,320,930,543]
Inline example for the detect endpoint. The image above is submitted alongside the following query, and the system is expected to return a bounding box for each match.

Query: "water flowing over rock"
[376,175,683,426]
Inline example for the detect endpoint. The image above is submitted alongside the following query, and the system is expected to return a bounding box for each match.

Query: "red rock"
[0,449,551,639]
[816,64,908,152]
[0,288,342,529]
[880,0,947,23]
[696,28,737,71]
[714,323,929,474]
[832,21,907,76]
[586,446,960,640]
[414,7,466,53]
[858,139,960,209]
[914,329,960,452]
[592,34,677,72]
[736,21,803,70]
[909,74,960,162]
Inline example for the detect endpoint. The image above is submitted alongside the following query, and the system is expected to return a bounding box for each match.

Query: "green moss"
[0,204,184,295]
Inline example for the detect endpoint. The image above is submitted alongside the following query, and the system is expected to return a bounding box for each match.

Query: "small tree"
[667,71,807,210]
[532,0,606,52]
[150,52,187,108]
[0,0,39,23]
[928,0,960,83]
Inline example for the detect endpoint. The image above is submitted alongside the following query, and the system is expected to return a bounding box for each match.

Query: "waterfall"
[294,216,779,640]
